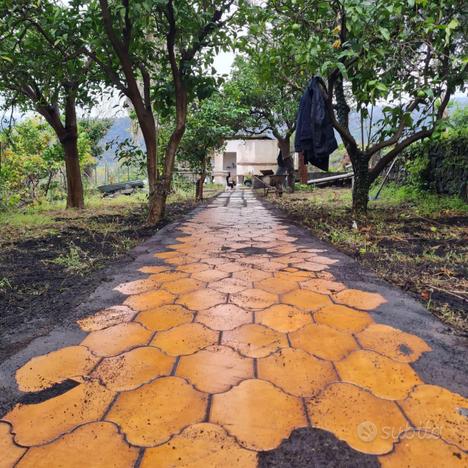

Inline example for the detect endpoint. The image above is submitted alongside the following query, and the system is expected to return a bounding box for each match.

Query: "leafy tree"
[0,118,94,207]
[262,0,466,215]
[82,0,241,223]
[177,92,247,200]
[224,55,307,187]
[0,0,100,208]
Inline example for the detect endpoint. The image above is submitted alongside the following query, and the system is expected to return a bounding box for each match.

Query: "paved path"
[1,191,467,467]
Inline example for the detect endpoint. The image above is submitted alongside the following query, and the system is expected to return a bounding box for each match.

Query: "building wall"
[212,139,285,185]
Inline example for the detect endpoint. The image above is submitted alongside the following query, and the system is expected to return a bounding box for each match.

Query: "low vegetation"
[268,185,467,330]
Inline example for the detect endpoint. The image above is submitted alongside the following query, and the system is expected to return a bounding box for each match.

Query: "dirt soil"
[266,188,467,332]
[0,198,202,362]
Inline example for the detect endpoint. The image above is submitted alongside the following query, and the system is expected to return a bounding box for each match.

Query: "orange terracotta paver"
[282,289,332,311]
[256,304,312,332]
[357,323,431,362]
[17,422,139,468]
[222,324,288,358]
[210,379,307,450]
[289,323,358,361]
[135,304,193,331]
[107,376,207,446]
[400,385,468,450]
[81,322,152,357]
[334,289,387,310]
[151,323,219,356]
[0,422,26,468]
[176,345,254,393]
[4,191,465,467]
[196,303,253,330]
[177,288,227,311]
[230,288,277,309]
[336,350,422,400]
[308,382,407,455]
[124,289,175,312]
[16,345,99,392]
[379,431,467,467]
[92,346,175,391]
[141,423,257,467]
[77,305,136,332]
[3,381,114,446]
[314,304,374,333]
[257,348,337,397]
[162,277,205,295]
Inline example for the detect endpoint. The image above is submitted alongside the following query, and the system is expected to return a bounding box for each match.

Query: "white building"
[212,136,297,185]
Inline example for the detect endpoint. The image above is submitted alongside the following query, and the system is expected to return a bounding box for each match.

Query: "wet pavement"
[1,190,467,467]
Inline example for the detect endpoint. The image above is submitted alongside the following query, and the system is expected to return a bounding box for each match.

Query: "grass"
[268,184,468,330]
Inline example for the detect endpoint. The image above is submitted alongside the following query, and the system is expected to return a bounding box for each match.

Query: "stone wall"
[386,135,468,201]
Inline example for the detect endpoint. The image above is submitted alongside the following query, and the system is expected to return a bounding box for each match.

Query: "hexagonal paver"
[0,422,26,467]
[357,324,431,362]
[230,288,277,310]
[192,269,230,283]
[16,346,100,392]
[209,277,250,294]
[177,289,227,311]
[282,289,333,311]
[276,271,313,281]
[164,256,197,266]
[162,278,204,295]
[149,271,189,283]
[256,304,312,332]
[81,322,152,357]
[222,324,288,358]
[92,347,175,391]
[334,289,386,310]
[308,382,407,455]
[138,265,168,274]
[292,262,327,272]
[135,304,193,331]
[258,348,337,397]
[309,256,339,265]
[114,277,160,295]
[176,345,254,393]
[400,385,468,450]
[17,422,138,468]
[3,382,114,446]
[151,323,218,356]
[379,431,467,467]
[232,268,272,282]
[106,376,207,446]
[336,350,422,400]
[124,290,175,312]
[210,379,307,450]
[314,305,374,333]
[289,323,358,361]
[216,262,245,273]
[177,262,210,273]
[196,304,253,330]
[256,277,299,294]
[155,250,180,259]
[141,423,257,468]
[77,306,136,332]
[300,278,346,295]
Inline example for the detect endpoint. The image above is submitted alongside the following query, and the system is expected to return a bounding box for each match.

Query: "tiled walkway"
[1,191,466,467]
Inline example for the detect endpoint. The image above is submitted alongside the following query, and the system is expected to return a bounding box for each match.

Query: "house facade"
[212,136,297,185]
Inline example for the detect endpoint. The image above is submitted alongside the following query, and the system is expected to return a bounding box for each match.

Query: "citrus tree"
[263,0,466,215]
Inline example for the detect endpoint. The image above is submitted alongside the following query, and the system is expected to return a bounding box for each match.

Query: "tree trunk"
[196,173,206,201]
[138,113,158,195]
[278,137,294,192]
[298,153,308,184]
[147,179,169,224]
[350,150,370,217]
[62,135,85,209]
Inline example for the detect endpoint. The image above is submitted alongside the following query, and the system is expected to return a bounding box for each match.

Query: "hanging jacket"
[294,77,338,171]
